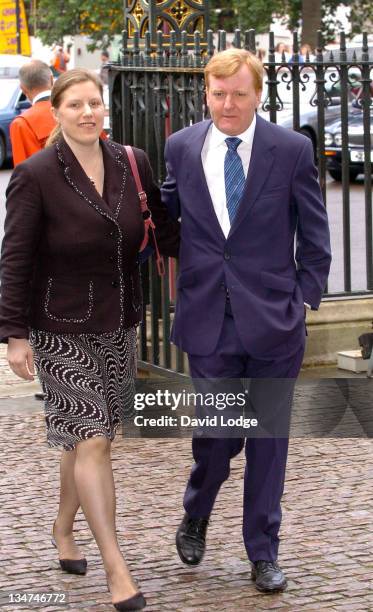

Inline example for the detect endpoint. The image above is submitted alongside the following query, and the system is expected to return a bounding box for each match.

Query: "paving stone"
[1,351,373,610]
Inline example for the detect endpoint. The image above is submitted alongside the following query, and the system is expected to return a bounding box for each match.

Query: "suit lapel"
[229,115,276,236]
[101,140,128,217]
[56,137,127,221]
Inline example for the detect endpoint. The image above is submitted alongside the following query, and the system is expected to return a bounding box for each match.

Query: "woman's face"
[52,80,104,146]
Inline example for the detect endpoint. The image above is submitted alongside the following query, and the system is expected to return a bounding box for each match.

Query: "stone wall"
[304,297,373,366]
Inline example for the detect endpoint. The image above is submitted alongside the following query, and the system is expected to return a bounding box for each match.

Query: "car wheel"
[349,169,360,182]
[0,134,6,168]
[299,128,317,162]
[329,168,360,182]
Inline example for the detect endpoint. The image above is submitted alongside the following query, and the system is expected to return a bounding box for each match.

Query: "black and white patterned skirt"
[29,326,137,451]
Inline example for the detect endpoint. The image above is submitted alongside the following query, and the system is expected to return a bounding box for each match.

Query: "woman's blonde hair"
[46,68,104,146]
[204,48,263,93]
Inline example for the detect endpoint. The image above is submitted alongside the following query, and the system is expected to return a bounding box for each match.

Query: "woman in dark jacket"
[0,68,179,611]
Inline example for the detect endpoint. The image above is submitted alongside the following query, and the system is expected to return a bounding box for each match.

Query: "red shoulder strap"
[124,145,165,276]
[124,145,148,214]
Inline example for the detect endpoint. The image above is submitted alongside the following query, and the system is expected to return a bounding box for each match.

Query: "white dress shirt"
[200,117,310,309]
[201,115,256,238]
[32,90,52,104]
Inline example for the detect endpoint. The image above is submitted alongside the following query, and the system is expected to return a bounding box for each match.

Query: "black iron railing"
[108,28,373,372]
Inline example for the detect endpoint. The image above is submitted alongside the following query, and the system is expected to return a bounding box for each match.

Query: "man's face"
[206,64,262,136]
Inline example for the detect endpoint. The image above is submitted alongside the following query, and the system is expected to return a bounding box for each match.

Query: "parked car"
[0,54,30,78]
[324,108,373,181]
[0,79,31,167]
[268,66,370,154]
[276,102,343,154]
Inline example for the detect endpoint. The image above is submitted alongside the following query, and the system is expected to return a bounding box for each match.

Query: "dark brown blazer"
[0,137,180,341]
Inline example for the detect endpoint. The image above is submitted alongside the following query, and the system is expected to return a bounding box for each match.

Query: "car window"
[0,67,20,78]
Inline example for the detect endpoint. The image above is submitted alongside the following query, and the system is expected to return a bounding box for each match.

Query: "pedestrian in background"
[51,44,70,77]
[99,50,110,85]
[289,43,315,63]
[0,68,180,610]
[274,42,290,62]
[10,60,56,166]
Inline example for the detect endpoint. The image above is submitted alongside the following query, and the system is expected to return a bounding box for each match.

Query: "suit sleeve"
[160,138,181,220]
[139,150,180,259]
[10,117,40,166]
[292,138,332,309]
[0,163,42,342]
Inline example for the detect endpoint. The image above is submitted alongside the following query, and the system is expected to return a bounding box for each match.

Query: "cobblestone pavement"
[0,346,41,399]
[0,348,373,611]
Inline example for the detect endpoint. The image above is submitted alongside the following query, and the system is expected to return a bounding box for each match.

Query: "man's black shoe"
[251,560,287,593]
[175,513,209,566]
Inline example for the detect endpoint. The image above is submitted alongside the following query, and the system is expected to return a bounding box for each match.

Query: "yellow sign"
[0,0,31,55]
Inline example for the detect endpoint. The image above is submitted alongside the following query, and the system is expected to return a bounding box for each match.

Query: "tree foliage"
[349,0,373,36]
[211,0,370,45]
[31,0,372,50]
[35,0,122,48]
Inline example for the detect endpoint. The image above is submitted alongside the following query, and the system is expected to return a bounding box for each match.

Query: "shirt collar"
[32,90,52,105]
[210,114,257,149]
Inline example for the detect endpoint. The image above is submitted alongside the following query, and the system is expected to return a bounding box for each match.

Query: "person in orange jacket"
[10,60,108,167]
[10,60,56,166]
[51,44,71,77]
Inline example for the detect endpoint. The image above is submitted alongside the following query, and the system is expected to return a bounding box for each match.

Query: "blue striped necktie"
[224,137,245,224]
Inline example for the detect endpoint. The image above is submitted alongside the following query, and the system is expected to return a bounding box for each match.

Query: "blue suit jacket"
[162,115,331,358]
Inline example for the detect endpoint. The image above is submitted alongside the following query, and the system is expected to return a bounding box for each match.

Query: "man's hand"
[7,338,35,381]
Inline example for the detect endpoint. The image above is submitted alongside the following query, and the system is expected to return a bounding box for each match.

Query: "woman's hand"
[7,338,35,381]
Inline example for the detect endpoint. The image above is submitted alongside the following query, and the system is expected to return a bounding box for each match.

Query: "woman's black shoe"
[113,592,146,611]
[58,556,87,575]
[51,536,87,575]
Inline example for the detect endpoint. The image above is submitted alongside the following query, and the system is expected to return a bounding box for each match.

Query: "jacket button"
[224,252,231,261]
[111,280,118,288]
[109,230,115,237]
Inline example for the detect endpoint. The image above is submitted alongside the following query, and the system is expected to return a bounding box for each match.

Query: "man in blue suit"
[161,48,331,592]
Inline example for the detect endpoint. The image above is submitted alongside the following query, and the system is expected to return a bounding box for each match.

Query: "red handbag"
[124,145,165,276]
